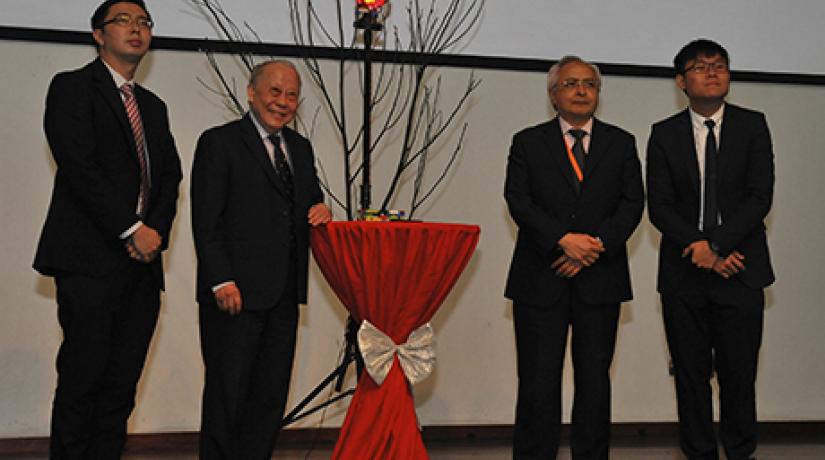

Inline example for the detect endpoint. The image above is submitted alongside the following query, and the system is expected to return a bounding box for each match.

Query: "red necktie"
[120,83,150,217]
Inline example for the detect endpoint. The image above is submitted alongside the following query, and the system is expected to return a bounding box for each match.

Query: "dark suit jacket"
[504,117,644,306]
[646,104,775,295]
[34,58,182,285]
[191,115,324,309]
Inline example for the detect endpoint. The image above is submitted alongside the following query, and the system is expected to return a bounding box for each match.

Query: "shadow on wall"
[0,348,55,435]
[417,248,484,406]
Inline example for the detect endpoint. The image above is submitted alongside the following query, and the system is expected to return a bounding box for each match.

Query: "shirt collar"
[101,58,132,90]
[689,103,725,130]
[249,110,281,141]
[559,116,593,137]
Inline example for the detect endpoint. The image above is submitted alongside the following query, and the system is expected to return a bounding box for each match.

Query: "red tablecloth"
[310,221,480,460]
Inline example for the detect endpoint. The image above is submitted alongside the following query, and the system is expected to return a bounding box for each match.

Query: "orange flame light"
[357,0,386,11]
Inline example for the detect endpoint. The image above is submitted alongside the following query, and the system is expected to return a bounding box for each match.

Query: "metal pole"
[360,27,373,212]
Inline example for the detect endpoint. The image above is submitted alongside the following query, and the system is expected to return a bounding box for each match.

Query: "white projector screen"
[1,0,824,76]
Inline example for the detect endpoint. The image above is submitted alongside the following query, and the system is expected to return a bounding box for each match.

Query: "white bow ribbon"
[357,320,436,386]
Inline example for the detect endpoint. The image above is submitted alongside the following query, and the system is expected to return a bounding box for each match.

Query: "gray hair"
[546,55,602,92]
[248,59,302,88]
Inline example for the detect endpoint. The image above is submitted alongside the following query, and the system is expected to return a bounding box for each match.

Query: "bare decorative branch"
[192,0,484,220]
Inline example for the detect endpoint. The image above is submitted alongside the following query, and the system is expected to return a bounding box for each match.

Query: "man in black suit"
[191,59,332,460]
[646,39,774,460]
[505,55,644,459]
[33,1,182,458]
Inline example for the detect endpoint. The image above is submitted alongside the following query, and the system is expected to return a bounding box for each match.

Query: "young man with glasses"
[504,55,644,459]
[646,39,775,460]
[34,1,182,457]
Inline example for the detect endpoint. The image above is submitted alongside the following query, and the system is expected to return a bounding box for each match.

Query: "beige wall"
[1,40,824,437]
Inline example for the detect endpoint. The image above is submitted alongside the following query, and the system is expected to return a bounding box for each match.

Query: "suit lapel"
[675,109,701,195]
[540,118,579,193]
[91,59,137,165]
[281,128,305,192]
[584,118,608,179]
[718,105,739,178]
[240,114,288,196]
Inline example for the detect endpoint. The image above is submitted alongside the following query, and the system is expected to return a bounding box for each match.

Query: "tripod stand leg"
[281,350,356,427]
[336,316,365,391]
[282,317,365,427]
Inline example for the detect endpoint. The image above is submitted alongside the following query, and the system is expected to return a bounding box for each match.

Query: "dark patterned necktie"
[703,119,718,232]
[569,129,586,179]
[120,83,150,216]
[268,133,294,196]
[568,129,586,194]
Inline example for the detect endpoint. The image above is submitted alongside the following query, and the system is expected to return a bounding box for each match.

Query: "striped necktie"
[120,83,150,216]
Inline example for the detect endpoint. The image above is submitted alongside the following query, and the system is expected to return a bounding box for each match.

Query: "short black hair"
[674,39,729,76]
[91,0,149,30]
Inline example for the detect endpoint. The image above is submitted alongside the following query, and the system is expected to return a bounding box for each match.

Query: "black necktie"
[268,133,294,196]
[703,119,718,232]
[569,129,586,193]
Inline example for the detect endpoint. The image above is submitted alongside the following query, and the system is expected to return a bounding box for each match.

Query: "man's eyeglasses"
[101,13,154,30]
[558,78,600,90]
[685,61,729,74]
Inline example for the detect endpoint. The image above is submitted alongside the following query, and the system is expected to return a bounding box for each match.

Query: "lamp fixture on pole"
[354,0,387,215]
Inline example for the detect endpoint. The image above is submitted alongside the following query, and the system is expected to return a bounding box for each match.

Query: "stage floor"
[3,440,825,459]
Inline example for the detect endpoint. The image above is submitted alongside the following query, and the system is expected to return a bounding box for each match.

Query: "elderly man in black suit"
[504,55,644,459]
[646,39,775,460]
[191,59,332,460]
[33,1,182,458]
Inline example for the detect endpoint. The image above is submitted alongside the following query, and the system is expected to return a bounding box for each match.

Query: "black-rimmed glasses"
[685,61,729,74]
[101,13,154,30]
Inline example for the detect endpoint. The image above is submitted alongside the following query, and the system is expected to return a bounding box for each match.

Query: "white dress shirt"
[689,104,724,231]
